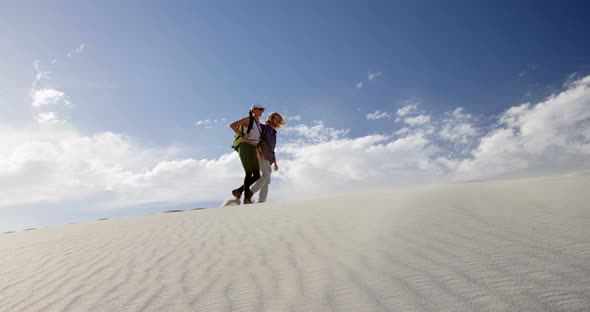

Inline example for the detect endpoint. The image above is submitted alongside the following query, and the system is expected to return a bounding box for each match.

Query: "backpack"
[231,117,267,152]
[232,116,254,152]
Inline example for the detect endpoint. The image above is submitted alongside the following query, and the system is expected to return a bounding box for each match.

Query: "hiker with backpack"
[232,112,285,204]
[229,104,265,204]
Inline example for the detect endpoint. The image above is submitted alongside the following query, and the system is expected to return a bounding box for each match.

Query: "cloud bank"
[2,75,589,216]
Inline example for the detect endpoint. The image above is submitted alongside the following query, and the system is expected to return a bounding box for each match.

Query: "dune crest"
[1,175,589,311]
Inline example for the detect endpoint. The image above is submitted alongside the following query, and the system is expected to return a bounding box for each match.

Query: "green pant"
[237,143,260,199]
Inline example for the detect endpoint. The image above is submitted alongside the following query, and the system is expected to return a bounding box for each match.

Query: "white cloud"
[453,75,590,180]
[282,120,349,144]
[368,72,382,80]
[76,43,85,53]
[67,43,85,57]
[404,114,431,126]
[394,127,410,137]
[440,122,478,145]
[0,126,222,208]
[439,108,478,145]
[35,72,50,81]
[285,114,302,121]
[563,72,579,88]
[396,103,417,116]
[33,60,51,83]
[366,110,391,120]
[275,132,441,195]
[355,71,382,88]
[29,60,72,127]
[31,88,70,107]
[36,112,66,125]
[195,119,224,129]
[195,119,212,126]
[36,112,55,123]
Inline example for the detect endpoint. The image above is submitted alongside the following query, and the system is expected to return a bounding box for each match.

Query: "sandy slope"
[1,175,589,311]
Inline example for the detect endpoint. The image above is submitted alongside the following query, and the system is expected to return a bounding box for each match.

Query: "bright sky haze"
[1,1,590,231]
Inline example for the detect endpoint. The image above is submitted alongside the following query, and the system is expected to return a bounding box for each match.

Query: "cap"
[250,104,265,111]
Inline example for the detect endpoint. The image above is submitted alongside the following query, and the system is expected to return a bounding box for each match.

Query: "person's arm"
[270,130,278,170]
[229,117,250,138]
[272,150,278,170]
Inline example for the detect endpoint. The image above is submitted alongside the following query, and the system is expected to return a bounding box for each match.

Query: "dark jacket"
[259,124,277,165]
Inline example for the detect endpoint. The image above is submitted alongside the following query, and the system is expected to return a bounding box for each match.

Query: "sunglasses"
[256,108,265,111]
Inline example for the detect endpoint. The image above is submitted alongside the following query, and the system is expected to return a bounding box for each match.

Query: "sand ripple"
[0,176,589,311]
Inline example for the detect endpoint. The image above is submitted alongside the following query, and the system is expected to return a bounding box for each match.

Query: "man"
[233,112,285,203]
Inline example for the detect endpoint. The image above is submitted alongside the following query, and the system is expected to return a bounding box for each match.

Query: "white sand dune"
[1,175,589,311]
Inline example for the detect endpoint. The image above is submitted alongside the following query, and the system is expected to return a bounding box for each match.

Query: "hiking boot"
[232,189,242,199]
[243,198,253,204]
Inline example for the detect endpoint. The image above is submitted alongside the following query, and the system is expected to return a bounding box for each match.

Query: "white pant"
[250,159,272,202]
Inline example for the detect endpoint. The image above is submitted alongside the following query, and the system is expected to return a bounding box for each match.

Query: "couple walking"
[230,104,285,204]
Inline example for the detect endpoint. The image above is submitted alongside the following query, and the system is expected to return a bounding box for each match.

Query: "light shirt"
[243,119,262,144]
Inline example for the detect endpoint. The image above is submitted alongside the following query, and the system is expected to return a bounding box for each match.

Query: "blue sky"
[1,1,590,231]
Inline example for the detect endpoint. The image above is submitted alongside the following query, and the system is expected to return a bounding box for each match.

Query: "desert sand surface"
[1,175,589,311]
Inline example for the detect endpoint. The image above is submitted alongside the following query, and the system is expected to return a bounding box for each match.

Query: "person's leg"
[231,145,245,198]
[245,159,260,200]
[238,143,254,199]
[258,161,271,202]
[232,185,244,198]
[251,160,271,202]
[242,144,259,202]
[251,161,260,184]
[250,159,269,193]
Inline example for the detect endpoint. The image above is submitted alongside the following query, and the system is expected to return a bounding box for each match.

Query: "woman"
[249,112,285,203]
[229,104,265,204]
